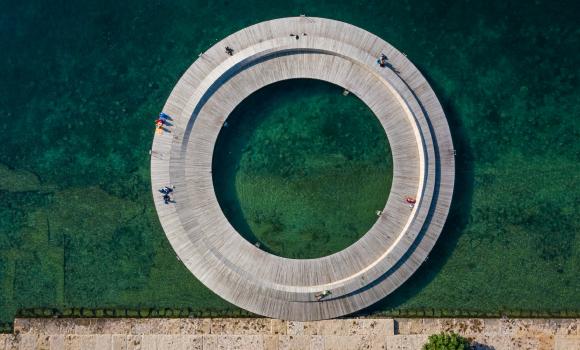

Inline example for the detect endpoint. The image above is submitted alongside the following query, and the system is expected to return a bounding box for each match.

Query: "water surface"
[0,0,578,325]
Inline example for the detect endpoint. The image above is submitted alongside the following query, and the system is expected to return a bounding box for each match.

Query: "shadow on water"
[353,70,475,315]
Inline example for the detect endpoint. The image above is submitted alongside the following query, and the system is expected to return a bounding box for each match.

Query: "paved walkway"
[151,16,455,320]
[1,318,578,349]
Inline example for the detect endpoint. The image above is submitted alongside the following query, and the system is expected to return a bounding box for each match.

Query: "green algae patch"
[0,186,231,325]
[0,164,41,192]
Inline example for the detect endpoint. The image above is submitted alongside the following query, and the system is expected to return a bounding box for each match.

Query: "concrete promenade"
[2,318,578,349]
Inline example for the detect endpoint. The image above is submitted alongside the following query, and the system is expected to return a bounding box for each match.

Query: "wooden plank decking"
[151,17,455,320]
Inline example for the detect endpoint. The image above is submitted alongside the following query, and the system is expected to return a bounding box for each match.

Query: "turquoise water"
[213,79,392,258]
[0,0,578,325]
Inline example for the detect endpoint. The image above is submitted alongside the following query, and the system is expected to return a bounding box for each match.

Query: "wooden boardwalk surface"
[151,17,455,320]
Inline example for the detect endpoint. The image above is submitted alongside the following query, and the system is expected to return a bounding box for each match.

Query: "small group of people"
[155,112,172,133]
[377,53,389,68]
[225,46,234,56]
[405,196,416,209]
[160,186,174,204]
[289,33,307,40]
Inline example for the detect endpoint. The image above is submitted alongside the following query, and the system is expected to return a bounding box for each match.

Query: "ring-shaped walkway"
[151,17,455,321]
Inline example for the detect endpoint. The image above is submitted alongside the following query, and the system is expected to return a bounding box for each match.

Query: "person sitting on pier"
[155,113,172,134]
[405,196,416,209]
[155,119,165,133]
[315,290,332,301]
[159,112,171,121]
[225,46,234,56]
[377,53,388,68]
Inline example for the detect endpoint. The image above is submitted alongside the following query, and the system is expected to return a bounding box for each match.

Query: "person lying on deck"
[315,290,332,301]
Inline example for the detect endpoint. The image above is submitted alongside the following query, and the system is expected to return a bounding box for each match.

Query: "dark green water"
[0,0,578,325]
[213,79,392,259]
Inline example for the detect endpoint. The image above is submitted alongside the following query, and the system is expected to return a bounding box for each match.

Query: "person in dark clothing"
[160,186,174,204]
[377,53,388,68]
[159,186,174,195]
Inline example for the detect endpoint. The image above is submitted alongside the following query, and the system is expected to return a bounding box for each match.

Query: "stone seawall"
[0,318,578,349]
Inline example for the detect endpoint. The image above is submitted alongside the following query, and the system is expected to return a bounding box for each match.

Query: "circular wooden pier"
[151,17,455,321]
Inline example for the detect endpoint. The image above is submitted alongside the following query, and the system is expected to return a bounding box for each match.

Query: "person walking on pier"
[225,46,234,56]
